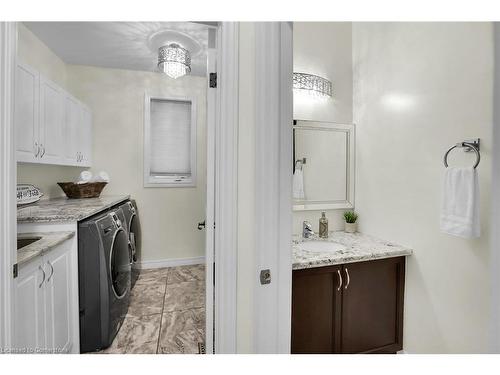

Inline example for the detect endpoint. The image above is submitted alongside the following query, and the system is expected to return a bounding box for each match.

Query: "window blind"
[150,99,191,176]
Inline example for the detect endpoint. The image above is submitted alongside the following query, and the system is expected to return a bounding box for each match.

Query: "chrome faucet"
[303,221,314,238]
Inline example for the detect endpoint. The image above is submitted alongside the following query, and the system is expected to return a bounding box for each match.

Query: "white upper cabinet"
[63,94,80,165]
[15,62,39,163]
[80,105,93,167]
[39,76,64,164]
[15,61,92,167]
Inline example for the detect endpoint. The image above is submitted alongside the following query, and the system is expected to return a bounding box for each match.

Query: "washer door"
[109,228,131,299]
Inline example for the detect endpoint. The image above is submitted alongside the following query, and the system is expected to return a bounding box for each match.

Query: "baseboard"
[134,256,205,270]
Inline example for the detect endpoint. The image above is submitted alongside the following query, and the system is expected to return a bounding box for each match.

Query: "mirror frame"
[293,120,355,211]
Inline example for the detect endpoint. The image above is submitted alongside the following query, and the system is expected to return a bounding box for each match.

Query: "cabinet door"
[14,259,46,352]
[63,95,80,165]
[15,62,39,163]
[340,257,405,354]
[44,241,73,353]
[291,266,342,353]
[39,76,64,164]
[80,104,92,167]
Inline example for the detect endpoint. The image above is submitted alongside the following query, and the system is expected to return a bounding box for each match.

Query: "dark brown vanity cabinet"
[291,256,405,354]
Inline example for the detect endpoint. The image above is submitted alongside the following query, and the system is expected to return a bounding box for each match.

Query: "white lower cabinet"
[14,238,78,353]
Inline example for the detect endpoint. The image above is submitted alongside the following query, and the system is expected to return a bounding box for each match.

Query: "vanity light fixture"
[158,43,191,79]
[293,72,332,98]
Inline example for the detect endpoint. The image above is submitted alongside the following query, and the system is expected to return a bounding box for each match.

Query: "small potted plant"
[343,211,358,233]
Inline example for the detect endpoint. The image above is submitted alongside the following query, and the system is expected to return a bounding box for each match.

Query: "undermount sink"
[17,236,42,250]
[298,240,346,253]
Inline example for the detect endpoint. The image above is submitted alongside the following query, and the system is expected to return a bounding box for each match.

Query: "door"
[14,259,46,352]
[291,266,342,353]
[80,104,92,166]
[63,94,80,165]
[44,243,72,353]
[340,257,405,354]
[15,62,39,163]
[39,76,64,164]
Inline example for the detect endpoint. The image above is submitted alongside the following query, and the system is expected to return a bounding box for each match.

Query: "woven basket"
[57,182,108,199]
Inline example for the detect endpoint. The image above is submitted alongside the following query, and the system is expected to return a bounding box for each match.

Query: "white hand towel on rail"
[293,168,305,200]
[440,167,480,239]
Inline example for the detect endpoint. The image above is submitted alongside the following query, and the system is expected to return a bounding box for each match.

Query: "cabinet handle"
[38,265,46,288]
[34,142,40,157]
[344,267,350,290]
[337,269,343,291]
[40,144,45,158]
[47,261,54,282]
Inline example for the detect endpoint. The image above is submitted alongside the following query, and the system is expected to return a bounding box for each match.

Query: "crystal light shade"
[158,43,191,79]
[293,72,332,98]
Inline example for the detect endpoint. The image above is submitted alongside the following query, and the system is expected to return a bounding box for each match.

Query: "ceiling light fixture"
[158,43,191,79]
[293,72,332,98]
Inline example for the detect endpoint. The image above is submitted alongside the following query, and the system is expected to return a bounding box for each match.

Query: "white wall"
[353,22,493,353]
[16,24,85,196]
[293,22,353,234]
[67,65,207,263]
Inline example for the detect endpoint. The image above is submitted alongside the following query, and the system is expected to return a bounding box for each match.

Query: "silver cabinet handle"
[38,265,46,288]
[34,142,40,157]
[47,261,54,282]
[344,267,350,290]
[337,269,343,291]
[40,144,45,158]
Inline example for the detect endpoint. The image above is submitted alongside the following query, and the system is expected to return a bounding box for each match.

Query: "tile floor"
[101,264,205,354]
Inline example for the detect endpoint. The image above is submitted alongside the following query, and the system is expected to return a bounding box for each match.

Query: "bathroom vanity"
[291,231,412,354]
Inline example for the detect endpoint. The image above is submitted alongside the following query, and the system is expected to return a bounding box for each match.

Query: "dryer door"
[129,214,141,263]
[109,228,131,298]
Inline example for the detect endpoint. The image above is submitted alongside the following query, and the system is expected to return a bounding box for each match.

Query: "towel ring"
[443,142,480,169]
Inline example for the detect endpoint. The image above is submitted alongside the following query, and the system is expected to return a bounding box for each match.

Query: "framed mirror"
[293,120,355,211]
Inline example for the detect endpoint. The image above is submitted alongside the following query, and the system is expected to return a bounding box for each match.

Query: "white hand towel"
[293,168,305,200]
[76,171,92,185]
[92,171,110,183]
[440,167,480,239]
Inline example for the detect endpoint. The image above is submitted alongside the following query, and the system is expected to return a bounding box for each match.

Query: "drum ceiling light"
[293,72,332,98]
[158,43,191,79]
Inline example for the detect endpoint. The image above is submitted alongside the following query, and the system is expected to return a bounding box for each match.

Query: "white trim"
[0,22,17,351]
[214,22,239,354]
[143,93,197,188]
[292,121,356,211]
[253,22,293,353]
[490,22,500,353]
[133,256,205,270]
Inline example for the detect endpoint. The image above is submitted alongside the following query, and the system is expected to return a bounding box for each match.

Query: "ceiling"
[24,22,210,77]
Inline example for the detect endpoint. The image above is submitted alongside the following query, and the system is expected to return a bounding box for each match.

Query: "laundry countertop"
[17,231,75,266]
[293,231,413,270]
[17,195,130,223]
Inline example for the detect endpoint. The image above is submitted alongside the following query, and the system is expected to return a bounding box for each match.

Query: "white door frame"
[0,21,17,351]
[213,22,239,354]
[253,22,293,353]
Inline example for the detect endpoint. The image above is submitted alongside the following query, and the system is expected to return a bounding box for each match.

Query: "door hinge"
[209,72,217,88]
[213,262,215,286]
[13,263,18,278]
[260,269,271,285]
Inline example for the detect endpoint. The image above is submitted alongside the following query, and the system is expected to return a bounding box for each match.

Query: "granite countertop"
[293,231,413,270]
[17,231,75,266]
[17,195,130,223]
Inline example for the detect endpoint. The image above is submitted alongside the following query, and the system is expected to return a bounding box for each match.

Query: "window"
[144,95,197,187]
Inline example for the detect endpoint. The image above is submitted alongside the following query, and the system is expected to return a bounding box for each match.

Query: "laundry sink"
[298,240,346,253]
[17,236,41,250]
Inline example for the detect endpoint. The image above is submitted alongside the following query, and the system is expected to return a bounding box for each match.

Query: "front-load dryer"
[78,210,131,352]
[116,200,141,288]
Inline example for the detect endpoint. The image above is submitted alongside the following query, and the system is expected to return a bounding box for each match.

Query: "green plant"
[344,211,358,224]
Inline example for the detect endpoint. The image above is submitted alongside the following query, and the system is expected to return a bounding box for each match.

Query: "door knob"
[197,221,206,230]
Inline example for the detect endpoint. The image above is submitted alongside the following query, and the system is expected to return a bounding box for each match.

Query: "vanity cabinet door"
[14,258,46,352]
[63,94,80,165]
[39,76,64,164]
[44,240,73,353]
[291,265,342,353]
[340,257,405,354]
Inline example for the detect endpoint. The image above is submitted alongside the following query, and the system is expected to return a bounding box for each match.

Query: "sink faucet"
[303,221,314,238]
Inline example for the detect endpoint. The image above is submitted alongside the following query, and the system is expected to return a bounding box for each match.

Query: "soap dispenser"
[319,211,328,238]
